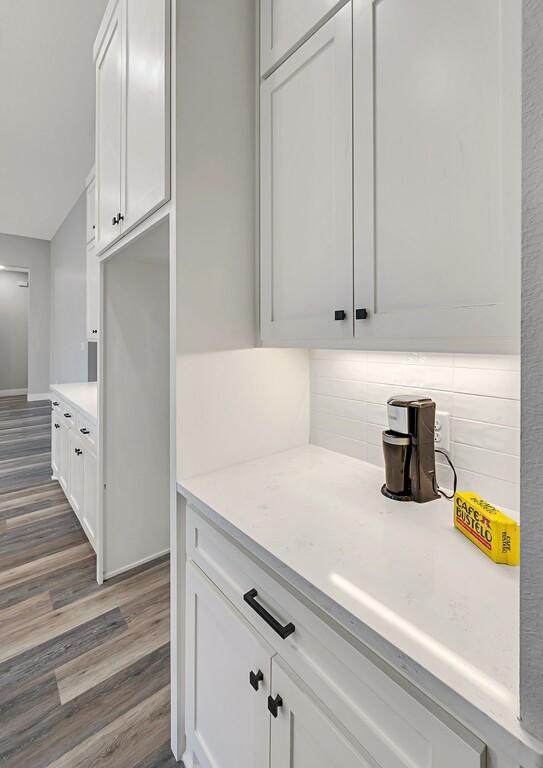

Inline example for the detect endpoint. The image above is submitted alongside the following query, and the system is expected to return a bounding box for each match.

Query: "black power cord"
[435,449,457,500]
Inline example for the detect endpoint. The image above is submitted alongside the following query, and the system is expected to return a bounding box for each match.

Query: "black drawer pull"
[75,448,82,456]
[64,413,71,418]
[249,669,264,691]
[243,589,295,639]
[80,428,90,435]
[268,694,283,718]
[52,401,59,406]
[54,423,60,429]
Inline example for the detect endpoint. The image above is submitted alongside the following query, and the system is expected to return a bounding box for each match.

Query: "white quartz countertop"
[177,444,542,765]
[50,382,97,422]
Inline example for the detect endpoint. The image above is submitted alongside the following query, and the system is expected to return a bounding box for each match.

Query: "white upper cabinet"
[95,1,123,254]
[94,0,170,256]
[259,0,520,353]
[353,0,520,352]
[260,4,353,343]
[260,0,348,76]
[86,168,100,342]
[121,0,170,233]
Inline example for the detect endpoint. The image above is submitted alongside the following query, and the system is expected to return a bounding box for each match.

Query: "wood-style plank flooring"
[0,395,180,768]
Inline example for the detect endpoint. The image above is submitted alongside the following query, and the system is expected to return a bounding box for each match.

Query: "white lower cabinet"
[270,658,371,768]
[82,448,97,548]
[184,508,486,768]
[185,563,271,768]
[68,431,84,521]
[50,401,98,553]
[51,418,61,479]
[58,421,70,494]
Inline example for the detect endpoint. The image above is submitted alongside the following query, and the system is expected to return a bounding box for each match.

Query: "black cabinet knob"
[52,401,59,406]
[92,224,96,230]
[54,423,60,429]
[249,670,264,691]
[334,310,346,321]
[80,428,90,435]
[355,308,368,320]
[118,212,124,222]
[64,413,71,418]
[112,215,119,226]
[268,694,283,718]
[75,448,82,456]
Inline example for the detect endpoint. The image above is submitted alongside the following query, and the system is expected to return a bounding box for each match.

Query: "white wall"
[175,0,310,481]
[0,233,50,397]
[0,270,28,393]
[310,350,520,512]
[520,0,543,739]
[50,191,87,384]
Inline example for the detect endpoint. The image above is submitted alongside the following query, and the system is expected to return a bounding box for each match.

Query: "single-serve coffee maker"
[381,395,439,503]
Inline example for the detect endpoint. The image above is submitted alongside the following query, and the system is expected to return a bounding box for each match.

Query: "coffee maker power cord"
[434,449,457,500]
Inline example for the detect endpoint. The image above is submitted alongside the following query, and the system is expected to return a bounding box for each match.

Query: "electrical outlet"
[434,411,451,453]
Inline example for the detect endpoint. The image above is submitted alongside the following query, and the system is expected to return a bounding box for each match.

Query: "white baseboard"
[103,547,170,580]
[27,392,52,402]
[0,388,27,397]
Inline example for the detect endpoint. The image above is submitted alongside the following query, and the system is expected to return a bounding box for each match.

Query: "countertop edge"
[50,384,97,424]
[177,480,543,768]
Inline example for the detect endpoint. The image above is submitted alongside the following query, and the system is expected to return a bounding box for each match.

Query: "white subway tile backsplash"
[452,393,520,427]
[453,444,520,484]
[311,412,366,442]
[453,354,520,371]
[309,350,521,511]
[452,367,520,399]
[311,393,366,421]
[452,419,520,456]
[310,428,367,462]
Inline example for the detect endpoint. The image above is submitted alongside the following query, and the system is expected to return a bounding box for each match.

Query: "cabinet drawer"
[187,506,485,768]
[76,414,97,452]
[59,405,76,430]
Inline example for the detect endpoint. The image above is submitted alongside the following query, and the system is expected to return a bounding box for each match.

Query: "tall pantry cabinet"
[259,0,521,353]
[94,0,170,256]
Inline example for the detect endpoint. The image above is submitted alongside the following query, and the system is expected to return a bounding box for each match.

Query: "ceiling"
[0,0,108,240]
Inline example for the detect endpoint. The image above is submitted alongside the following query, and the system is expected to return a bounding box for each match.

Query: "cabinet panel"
[260,5,353,343]
[95,1,123,253]
[260,0,347,75]
[86,244,99,341]
[353,0,520,351]
[68,432,84,521]
[58,423,70,495]
[121,0,170,233]
[270,659,372,768]
[86,177,96,244]
[185,562,271,768]
[51,418,61,479]
[82,449,97,551]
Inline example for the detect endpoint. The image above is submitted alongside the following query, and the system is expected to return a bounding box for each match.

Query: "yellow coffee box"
[454,491,520,566]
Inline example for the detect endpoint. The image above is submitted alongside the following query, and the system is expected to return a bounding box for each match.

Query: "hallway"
[0,395,177,767]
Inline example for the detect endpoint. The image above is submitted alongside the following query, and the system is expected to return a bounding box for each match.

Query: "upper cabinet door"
[260,0,348,76]
[353,0,521,352]
[95,1,123,253]
[121,0,170,234]
[260,5,353,344]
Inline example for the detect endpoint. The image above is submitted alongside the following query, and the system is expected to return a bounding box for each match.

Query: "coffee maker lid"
[387,395,434,409]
